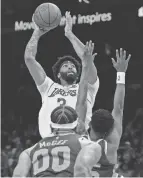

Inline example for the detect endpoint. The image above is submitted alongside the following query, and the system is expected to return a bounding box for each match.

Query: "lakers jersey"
[37,76,99,138]
[25,132,92,177]
[92,139,116,177]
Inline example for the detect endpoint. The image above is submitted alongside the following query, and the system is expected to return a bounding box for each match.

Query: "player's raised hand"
[82,41,97,66]
[32,15,53,36]
[111,48,131,72]
[65,11,73,37]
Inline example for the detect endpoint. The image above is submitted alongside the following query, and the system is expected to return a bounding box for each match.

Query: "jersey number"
[57,98,66,106]
[32,146,70,175]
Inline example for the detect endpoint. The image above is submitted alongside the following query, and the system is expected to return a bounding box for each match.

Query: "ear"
[57,73,61,78]
[76,76,79,82]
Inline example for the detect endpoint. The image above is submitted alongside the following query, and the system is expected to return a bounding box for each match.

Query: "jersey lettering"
[32,146,70,175]
[49,88,76,97]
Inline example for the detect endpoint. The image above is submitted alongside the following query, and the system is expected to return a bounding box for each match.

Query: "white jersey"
[37,76,99,138]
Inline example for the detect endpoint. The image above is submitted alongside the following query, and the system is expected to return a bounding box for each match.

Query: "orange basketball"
[33,3,61,30]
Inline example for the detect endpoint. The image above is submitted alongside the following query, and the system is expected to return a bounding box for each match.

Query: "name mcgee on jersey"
[39,140,68,148]
[49,88,77,97]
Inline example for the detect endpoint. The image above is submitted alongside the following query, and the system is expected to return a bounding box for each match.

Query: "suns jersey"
[92,139,116,177]
[37,76,99,138]
[25,132,92,177]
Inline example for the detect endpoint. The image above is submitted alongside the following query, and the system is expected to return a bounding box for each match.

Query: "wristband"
[116,72,125,84]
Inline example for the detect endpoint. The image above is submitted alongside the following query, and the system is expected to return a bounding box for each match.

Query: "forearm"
[76,66,89,106]
[67,32,98,84]
[76,82,88,122]
[76,66,89,121]
[66,32,85,60]
[87,60,98,84]
[114,83,125,111]
[24,30,41,60]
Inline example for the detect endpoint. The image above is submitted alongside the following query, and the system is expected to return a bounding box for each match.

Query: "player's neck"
[60,79,75,87]
[90,130,104,142]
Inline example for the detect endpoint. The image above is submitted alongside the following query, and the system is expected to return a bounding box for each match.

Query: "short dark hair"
[91,109,114,137]
[52,55,81,83]
[51,105,78,124]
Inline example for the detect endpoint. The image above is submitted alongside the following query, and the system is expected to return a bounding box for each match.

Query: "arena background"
[1,0,143,176]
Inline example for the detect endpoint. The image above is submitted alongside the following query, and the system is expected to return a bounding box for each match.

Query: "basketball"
[33,3,61,30]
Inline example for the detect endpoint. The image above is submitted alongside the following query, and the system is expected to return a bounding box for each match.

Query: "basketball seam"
[50,10,59,25]
[57,113,63,124]
[64,114,69,123]
[48,3,50,27]
[65,112,70,123]
[38,10,50,26]
[65,109,74,120]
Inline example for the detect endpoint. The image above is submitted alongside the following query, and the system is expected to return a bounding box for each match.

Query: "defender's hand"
[112,48,131,72]
[82,41,97,66]
[65,11,73,37]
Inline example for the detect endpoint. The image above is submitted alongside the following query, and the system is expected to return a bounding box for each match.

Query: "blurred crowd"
[117,108,143,177]
[1,108,143,177]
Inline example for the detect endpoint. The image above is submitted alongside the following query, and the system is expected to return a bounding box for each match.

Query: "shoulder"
[86,142,101,156]
[17,149,31,164]
[25,144,37,156]
[76,142,101,169]
[78,136,93,148]
[81,142,101,162]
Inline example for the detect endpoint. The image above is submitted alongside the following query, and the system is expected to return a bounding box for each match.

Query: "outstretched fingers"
[116,49,120,61]
[126,54,131,63]
[111,57,116,66]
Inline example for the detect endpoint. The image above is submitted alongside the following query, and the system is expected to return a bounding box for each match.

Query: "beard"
[60,71,77,84]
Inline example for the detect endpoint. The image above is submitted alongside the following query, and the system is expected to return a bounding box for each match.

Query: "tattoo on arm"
[25,31,40,59]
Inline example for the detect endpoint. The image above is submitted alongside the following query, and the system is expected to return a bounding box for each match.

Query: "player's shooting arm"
[74,142,101,177]
[24,28,47,86]
[13,151,31,177]
[65,12,98,84]
[112,49,131,135]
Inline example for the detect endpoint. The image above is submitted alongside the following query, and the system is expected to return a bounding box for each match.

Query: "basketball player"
[13,42,100,177]
[13,106,100,177]
[74,48,131,177]
[24,14,99,138]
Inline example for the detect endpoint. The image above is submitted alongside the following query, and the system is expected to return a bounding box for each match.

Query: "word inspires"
[15,12,112,31]
[61,13,112,26]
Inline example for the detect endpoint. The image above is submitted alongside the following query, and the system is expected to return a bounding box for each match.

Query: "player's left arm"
[111,48,131,136]
[65,11,99,86]
[12,150,31,177]
[74,142,101,177]
[76,42,95,134]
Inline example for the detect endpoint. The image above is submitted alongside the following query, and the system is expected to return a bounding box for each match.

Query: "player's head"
[90,109,114,138]
[50,105,78,131]
[52,55,81,84]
